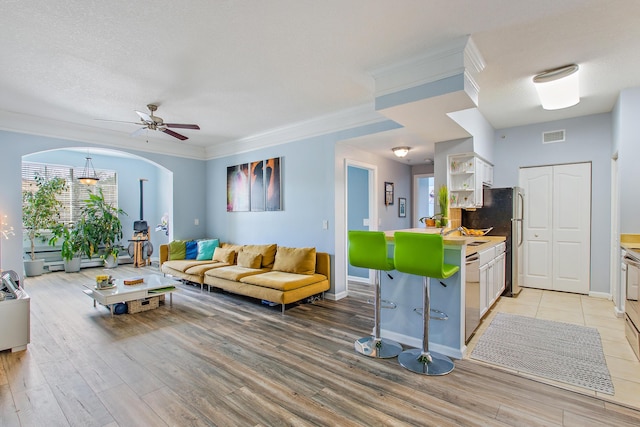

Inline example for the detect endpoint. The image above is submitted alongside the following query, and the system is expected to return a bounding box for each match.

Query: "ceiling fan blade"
[162,128,188,141]
[135,110,153,123]
[164,123,200,130]
[130,127,147,137]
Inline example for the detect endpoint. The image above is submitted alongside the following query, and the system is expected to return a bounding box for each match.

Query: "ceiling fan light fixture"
[392,146,410,158]
[533,64,579,110]
[78,156,100,185]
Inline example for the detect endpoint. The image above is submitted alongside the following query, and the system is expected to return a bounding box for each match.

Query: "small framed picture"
[385,182,394,206]
[398,197,406,217]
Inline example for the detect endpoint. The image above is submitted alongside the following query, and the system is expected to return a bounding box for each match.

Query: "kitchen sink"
[467,240,490,246]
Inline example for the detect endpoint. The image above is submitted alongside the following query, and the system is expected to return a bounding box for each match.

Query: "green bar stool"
[348,231,403,358]
[393,232,460,375]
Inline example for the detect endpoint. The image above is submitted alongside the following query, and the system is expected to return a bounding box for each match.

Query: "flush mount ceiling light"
[533,64,579,110]
[392,146,410,158]
[78,156,100,185]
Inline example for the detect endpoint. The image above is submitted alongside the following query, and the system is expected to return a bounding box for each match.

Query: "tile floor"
[465,287,640,410]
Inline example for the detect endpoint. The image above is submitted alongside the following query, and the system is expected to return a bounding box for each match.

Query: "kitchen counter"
[378,228,506,359]
[384,228,506,257]
[621,233,640,253]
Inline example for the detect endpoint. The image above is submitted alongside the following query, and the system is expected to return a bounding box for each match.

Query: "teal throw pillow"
[169,240,186,260]
[196,239,220,260]
[185,240,198,260]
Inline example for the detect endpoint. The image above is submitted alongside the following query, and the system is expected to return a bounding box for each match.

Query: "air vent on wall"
[542,129,565,144]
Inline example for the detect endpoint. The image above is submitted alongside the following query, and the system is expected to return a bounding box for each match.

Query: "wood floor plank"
[1,265,639,426]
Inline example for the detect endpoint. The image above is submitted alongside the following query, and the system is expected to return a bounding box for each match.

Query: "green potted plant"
[81,188,127,268]
[48,220,93,273]
[438,185,449,228]
[22,174,67,276]
[419,214,441,228]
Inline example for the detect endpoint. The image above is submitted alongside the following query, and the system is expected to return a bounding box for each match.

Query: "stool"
[393,232,459,375]
[348,231,403,358]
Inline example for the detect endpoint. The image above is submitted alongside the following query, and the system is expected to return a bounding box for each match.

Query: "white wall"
[447,107,495,162]
[492,113,613,294]
[614,87,640,233]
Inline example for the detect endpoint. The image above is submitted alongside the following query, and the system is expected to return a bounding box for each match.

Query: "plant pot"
[425,219,436,227]
[24,259,45,277]
[64,257,81,273]
[104,254,118,269]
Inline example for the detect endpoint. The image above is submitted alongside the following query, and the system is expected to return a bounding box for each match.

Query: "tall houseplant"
[438,185,449,228]
[81,188,126,267]
[22,174,67,276]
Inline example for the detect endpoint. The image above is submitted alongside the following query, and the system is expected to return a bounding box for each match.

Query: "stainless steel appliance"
[465,253,480,342]
[461,186,524,297]
[624,249,640,359]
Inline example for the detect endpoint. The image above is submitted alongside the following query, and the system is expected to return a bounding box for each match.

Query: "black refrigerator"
[461,187,524,297]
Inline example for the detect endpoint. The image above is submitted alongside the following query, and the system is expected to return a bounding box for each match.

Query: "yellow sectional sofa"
[159,241,330,312]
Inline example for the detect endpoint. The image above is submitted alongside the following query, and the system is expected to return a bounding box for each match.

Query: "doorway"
[413,174,434,227]
[519,162,591,294]
[345,160,377,287]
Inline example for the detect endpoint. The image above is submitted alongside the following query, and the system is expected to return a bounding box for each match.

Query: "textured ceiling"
[1,1,638,161]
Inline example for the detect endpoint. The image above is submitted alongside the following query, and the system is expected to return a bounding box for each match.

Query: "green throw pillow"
[169,240,186,260]
[196,239,220,260]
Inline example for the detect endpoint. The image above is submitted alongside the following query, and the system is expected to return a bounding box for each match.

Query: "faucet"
[441,226,465,236]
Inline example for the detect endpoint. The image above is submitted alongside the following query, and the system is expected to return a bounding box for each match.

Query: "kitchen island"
[379,228,505,359]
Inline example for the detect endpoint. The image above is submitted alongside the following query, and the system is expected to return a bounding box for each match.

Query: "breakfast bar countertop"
[384,228,506,257]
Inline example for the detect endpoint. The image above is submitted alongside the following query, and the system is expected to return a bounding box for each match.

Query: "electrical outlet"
[322,220,329,230]
[194,218,199,225]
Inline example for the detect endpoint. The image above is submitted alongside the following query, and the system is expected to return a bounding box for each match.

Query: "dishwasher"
[465,253,481,342]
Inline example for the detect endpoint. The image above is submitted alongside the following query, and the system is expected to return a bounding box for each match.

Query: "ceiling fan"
[101,104,200,141]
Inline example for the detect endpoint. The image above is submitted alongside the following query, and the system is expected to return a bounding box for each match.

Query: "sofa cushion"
[163,259,221,273]
[205,265,268,281]
[237,251,262,269]
[169,240,186,260]
[272,246,316,275]
[242,244,277,268]
[212,247,236,264]
[240,271,326,291]
[184,262,229,275]
[185,240,198,260]
[196,239,220,260]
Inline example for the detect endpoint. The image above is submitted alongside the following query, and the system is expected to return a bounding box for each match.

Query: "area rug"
[471,313,614,395]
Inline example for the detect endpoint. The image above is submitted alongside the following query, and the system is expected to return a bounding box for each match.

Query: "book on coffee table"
[123,277,144,285]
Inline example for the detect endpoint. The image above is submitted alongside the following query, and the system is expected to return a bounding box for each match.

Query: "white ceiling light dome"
[392,146,411,158]
[533,64,579,110]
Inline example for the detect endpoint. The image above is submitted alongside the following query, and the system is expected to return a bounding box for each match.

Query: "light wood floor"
[2,266,640,426]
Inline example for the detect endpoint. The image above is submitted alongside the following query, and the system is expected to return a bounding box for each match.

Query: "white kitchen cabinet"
[478,243,505,317]
[447,153,493,209]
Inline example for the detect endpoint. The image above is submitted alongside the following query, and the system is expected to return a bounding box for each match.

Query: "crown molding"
[0,109,207,160]
[371,35,485,99]
[205,103,388,160]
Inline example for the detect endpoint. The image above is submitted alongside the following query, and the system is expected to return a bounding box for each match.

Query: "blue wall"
[0,130,206,276]
[347,165,369,278]
[492,113,612,294]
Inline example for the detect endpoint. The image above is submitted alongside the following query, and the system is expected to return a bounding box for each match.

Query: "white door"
[552,163,591,293]
[520,166,554,290]
[520,163,591,294]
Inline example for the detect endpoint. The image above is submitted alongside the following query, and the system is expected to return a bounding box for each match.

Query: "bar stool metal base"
[398,348,454,375]
[354,337,403,359]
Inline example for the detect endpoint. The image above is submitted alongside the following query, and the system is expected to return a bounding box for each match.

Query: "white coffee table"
[83,274,179,316]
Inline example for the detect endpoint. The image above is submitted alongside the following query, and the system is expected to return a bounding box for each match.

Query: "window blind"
[22,161,118,226]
